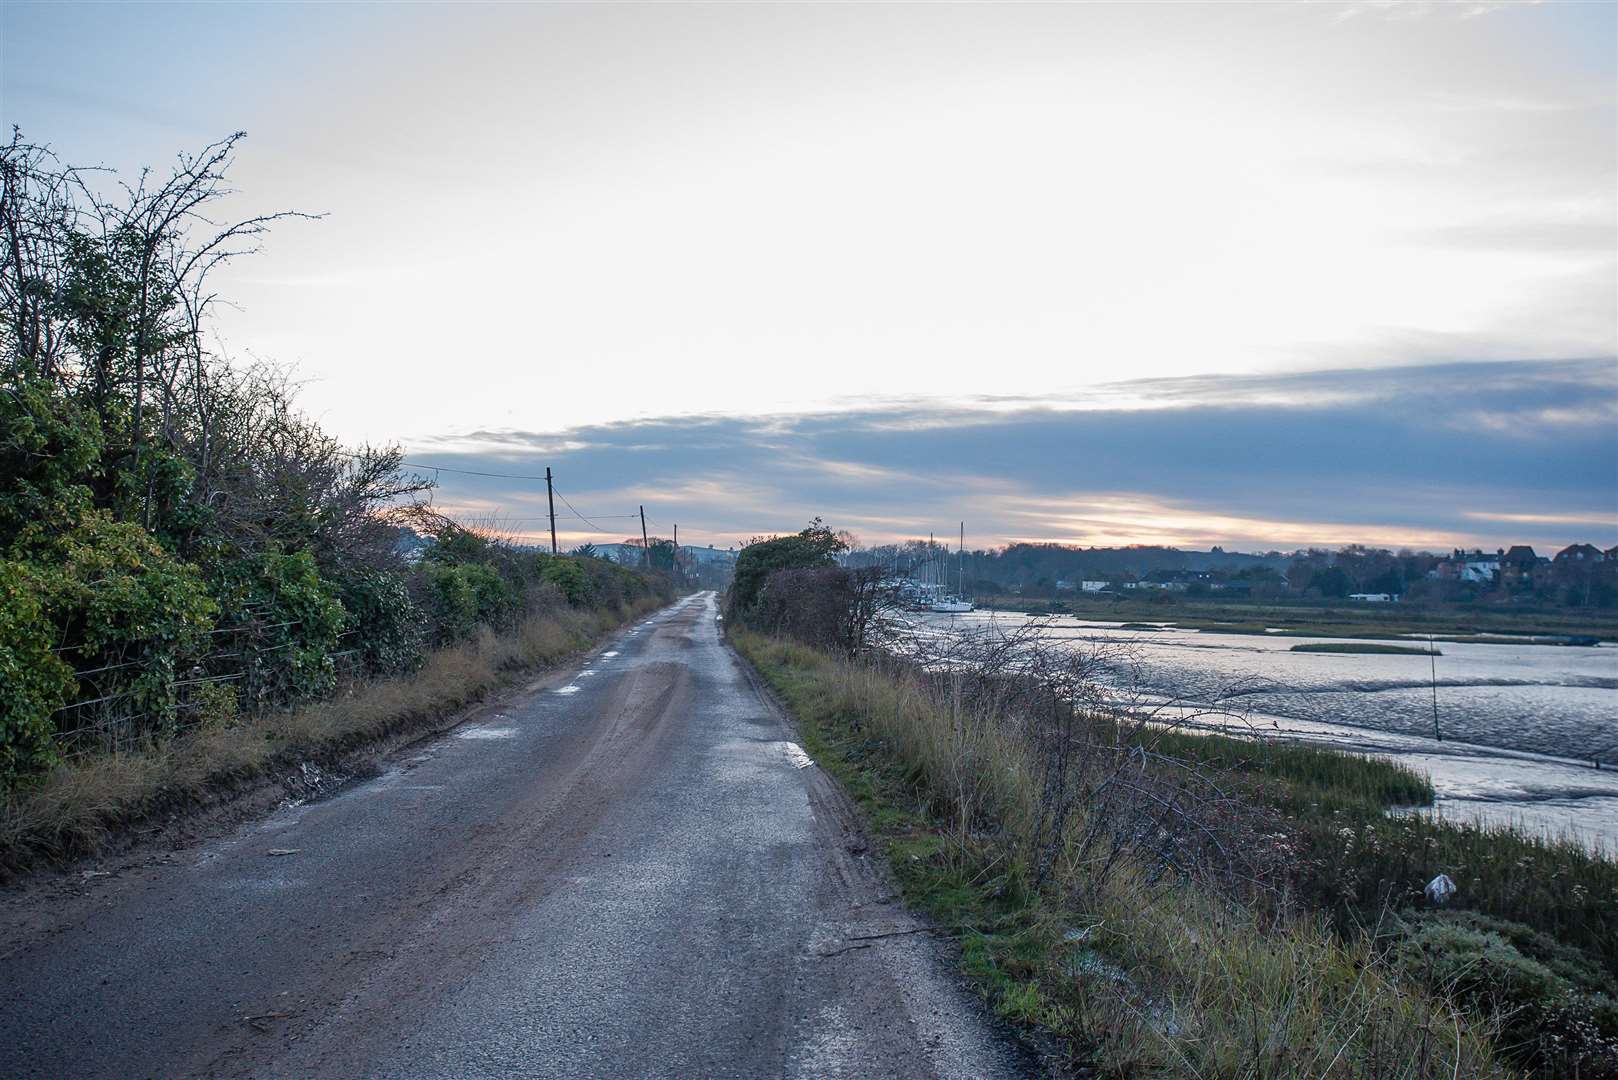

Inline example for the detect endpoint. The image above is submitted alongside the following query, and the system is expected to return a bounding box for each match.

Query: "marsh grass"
[737,631,1511,1078]
[0,598,662,875]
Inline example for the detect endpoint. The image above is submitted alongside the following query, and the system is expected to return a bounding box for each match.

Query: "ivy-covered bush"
[0,378,101,542]
[333,568,424,676]
[421,560,518,644]
[0,561,76,786]
[12,508,216,740]
[209,548,350,708]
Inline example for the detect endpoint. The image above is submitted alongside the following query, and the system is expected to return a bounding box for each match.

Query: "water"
[911,610,1618,852]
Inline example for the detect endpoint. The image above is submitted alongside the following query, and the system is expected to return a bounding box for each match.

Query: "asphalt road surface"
[0,592,1038,1079]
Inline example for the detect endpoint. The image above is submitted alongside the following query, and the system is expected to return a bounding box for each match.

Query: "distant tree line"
[845,539,1616,608]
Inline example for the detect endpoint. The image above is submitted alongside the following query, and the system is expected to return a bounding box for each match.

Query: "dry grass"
[736,631,1509,1078]
[0,598,661,876]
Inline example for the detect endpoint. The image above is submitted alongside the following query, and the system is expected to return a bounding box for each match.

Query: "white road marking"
[456,727,516,740]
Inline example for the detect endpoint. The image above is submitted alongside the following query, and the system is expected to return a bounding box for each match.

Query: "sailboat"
[930,523,975,612]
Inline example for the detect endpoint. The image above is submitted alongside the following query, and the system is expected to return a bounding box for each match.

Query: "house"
[1498,545,1545,587]
[1431,548,1500,584]
[1554,543,1605,564]
[1348,592,1395,602]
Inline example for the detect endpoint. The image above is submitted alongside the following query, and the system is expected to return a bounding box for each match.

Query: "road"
[0,593,1037,1079]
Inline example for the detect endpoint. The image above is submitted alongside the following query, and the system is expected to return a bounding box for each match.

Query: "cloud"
[1401,222,1618,255]
[406,359,1618,552]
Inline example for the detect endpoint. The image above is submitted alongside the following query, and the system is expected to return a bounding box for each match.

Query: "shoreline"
[966,596,1618,643]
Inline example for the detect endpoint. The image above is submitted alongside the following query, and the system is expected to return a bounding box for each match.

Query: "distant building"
[1431,548,1500,584]
[1348,593,1395,602]
[1554,543,1605,564]
[1054,579,1110,592]
[1498,545,1545,587]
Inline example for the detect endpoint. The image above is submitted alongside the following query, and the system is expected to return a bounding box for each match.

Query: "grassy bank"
[974,594,1618,643]
[0,597,665,876]
[735,631,1618,1077]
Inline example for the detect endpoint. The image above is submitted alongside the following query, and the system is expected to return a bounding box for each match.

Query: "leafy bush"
[728,519,846,621]
[333,568,424,676]
[538,555,591,606]
[209,548,349,708]
[1395,912,1618,1075]
[421,560,517,644]
[0,378,100,542]
[0,561,76,786]
[16,509,215,738]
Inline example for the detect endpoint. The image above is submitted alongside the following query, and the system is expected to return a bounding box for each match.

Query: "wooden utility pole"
[640,505,650,569]
[545,467,558,555]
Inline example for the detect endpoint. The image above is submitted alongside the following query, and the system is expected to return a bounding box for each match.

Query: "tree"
[728,518,848,620]
[751,564,892,658]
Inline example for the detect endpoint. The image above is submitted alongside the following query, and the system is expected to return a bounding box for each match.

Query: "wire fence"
[49,623,364,759]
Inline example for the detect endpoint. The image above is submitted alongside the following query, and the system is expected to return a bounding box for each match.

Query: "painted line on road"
[456,727,517,740]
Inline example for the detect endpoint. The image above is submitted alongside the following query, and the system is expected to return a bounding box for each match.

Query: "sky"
[3,1,1615,551]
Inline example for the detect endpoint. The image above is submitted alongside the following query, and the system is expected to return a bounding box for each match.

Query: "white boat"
[930,524,974,611]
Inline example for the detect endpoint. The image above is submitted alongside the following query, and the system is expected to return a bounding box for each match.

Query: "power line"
[399,460,556,481]
[349,452,658,537]
[552,487,613,534]
[441,513,641,523]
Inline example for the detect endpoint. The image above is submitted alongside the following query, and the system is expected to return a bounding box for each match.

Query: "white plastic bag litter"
[1424,873,1457,905]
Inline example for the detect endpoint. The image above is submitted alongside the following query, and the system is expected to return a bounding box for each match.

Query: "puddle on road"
[781,742,815,770]
[555,685,582,695]
[578,670,598,678]
[602,651,619,658]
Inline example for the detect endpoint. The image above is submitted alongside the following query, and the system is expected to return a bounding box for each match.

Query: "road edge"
[725,632,1060,1078]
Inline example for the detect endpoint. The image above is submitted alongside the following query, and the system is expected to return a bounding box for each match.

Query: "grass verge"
[734,630,1519,1078]
[0,597,665,877]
